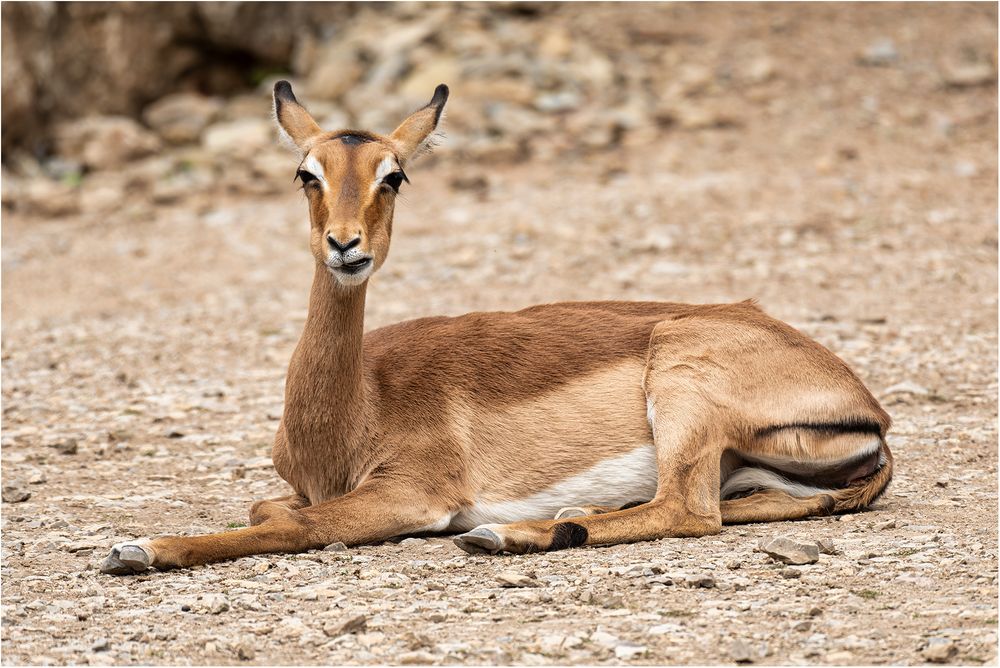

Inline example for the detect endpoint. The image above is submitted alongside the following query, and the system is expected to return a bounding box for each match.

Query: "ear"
[273,81,324,154]
[389,84,449,165]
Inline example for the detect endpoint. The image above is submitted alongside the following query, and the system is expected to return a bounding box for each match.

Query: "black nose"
[327,235,361,253]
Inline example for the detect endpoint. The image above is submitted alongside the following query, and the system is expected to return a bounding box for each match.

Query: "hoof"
[100,543,153,575]
[453,527,504,555]
[555,506,588,520]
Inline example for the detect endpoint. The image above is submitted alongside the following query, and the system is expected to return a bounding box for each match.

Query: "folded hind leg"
[454,392,728,555]
[721,489,835,524]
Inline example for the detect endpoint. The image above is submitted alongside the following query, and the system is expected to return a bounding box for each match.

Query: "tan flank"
[100,83,893,574]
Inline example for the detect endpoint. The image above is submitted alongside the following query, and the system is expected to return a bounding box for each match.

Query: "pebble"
[2,483,31,503]
[91,638,109,652]
[730,639,754,663]
[323,542,348,552]
[757,536,820,565]
[944,63,996,88]
[324,614,367,637]
[201,594,230,614]
[50,438,79,455]
[826,650,855,663]
[497,571,540,588]
[399,651,437,665]
[399,538,427,547]
[922,637,957,663]
[816,538,838,555]
[235,641,255,661]
[883,380,929,396]
[613,643,647,659]
[589,631,619,648]
[859,38,898,66]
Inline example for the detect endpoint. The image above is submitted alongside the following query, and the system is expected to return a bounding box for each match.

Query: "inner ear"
[389,84,449,164]
[273,81,324,154]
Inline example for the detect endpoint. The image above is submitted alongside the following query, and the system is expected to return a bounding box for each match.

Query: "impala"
[101,82,892,574]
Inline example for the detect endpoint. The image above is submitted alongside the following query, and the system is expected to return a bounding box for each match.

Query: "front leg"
[101,480,455,575]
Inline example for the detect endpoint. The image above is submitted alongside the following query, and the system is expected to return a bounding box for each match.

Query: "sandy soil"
[2,4,997,666]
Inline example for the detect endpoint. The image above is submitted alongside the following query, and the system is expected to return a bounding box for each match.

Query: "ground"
[2,4,997,666]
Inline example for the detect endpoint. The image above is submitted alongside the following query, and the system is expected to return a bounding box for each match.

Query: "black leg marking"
[550,522,588,550]
[619,500,649,511]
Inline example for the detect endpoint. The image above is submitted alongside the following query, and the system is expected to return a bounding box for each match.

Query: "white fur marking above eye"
[449,445,658,531]
[373,156,397,190]
[304,155,327,188]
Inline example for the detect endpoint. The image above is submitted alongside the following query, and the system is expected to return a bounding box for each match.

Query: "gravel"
[2,3,996,666]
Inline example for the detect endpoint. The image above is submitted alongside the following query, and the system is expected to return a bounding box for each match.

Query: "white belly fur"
[448,444,658,532]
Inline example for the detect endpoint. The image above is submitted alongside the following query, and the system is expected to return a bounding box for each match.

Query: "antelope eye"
[382,171,405,192]
[296,170,318,186]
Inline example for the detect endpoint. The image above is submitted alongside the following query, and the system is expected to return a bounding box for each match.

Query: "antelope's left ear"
[389,84,449,165]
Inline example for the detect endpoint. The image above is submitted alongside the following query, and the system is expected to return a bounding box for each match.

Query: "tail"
[828,438,893,512]
[721,437,894,515]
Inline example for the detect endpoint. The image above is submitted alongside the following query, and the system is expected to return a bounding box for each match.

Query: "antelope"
[101,82,893,575]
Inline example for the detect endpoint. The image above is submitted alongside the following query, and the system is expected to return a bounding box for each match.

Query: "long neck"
[283,266,370,455]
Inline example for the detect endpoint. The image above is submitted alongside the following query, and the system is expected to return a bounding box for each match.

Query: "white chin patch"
[328,265,373,286]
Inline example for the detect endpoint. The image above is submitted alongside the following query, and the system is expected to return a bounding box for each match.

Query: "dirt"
[1,4,997,666]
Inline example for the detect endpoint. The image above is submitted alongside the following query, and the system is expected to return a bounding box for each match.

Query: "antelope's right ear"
[273,81,324,154]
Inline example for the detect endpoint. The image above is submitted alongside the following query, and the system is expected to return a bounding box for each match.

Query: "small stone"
[826,650,855,663]
[882,380,929,397]
[497,571,540,588]
[792,620,812,632]
[399,651,437,665]
[859,38,898,66]
[91,638,109,652]
[780,567,802,579]
[934,479,949,488]
[943,62,996,88]
[816,538,838,555]
[2,483,30,503]
[731,639,754,663]
[50,439,78,455]
[25,469,46,485]
[324,542,348,552]
[399,538,427,547]
[922,637,957,663]
[64,541,99,554]
[202,594,230,614]
[324,614,367,637]
[876,519,897,530]
[235,643,255,661]
[758,536,820,565]
[614,643,647,659]
[589,630,620,648]
[726,560,742,570]
[686,573,716,588]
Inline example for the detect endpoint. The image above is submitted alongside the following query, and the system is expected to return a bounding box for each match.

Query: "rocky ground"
[2,3,998,666]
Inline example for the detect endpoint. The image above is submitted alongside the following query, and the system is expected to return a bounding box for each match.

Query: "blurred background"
[1,4,997,664]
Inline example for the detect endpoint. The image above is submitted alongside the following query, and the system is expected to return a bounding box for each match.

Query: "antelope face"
[273,81,448,287]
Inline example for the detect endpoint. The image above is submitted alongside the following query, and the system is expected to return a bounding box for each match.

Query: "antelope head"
[273,81,449,287]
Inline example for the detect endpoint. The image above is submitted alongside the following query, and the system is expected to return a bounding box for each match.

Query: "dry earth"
[2,4,998,666]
